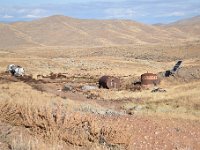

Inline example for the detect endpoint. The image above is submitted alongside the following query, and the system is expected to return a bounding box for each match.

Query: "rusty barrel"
[98,76,120,89]
[141,73,158,89]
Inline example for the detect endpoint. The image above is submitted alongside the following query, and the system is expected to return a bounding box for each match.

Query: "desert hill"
[0,15,199,48]
[166,16,200,37]
[0,23,38,48]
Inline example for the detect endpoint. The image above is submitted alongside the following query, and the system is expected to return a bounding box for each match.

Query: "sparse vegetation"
[0,15,200,149]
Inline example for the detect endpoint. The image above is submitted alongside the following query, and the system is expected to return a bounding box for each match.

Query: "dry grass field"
[0,16,200,149]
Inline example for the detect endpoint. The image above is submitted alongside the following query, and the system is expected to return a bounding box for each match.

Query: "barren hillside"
[0,15,199,48]
[166,16,200,37]
[0,23,37,48]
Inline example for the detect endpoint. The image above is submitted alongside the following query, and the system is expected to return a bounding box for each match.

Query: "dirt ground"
[0,43,200,149]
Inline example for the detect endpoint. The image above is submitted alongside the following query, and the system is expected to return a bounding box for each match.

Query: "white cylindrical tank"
[7,64,25,76]
[14,67,25,76]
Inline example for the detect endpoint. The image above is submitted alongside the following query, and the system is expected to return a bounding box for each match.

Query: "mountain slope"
[0,15,199,48]
[165,16,200,37]
[0,23,38,48]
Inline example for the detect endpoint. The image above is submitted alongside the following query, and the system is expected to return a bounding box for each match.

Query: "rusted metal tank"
[98,76,120,89]
[141,73,158,89]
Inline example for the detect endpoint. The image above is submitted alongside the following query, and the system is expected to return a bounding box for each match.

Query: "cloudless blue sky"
[0,0,199,24]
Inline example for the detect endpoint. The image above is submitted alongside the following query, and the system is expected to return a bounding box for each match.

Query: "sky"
[0,0,199,24]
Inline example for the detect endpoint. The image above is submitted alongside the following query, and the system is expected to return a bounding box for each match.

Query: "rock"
[63,84,73,91]
[134,105,143,111]
[127,110,134,115]
[98,110,106,115]
[81,85,97,91]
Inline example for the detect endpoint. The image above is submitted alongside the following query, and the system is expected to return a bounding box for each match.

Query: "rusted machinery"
[98,76,121,89]
[141,73,158,89]
[99,73,159,90]
[131,81,142,91]
[49,72,67,79]
[164,60,182,77]
[37,72,66,79]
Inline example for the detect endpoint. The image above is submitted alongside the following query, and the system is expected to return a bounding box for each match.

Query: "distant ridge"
[165,15,200,37]
[0,15,199,48]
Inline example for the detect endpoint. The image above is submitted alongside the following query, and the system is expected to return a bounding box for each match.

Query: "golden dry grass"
[0,82,127,149]
[121,80,200,119]
[0,37,200,149]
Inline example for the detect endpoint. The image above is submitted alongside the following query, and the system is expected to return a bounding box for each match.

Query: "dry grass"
[122,81,200,119]
[0,82,129,149]
[11,133,64,150]
[0,36,200,149]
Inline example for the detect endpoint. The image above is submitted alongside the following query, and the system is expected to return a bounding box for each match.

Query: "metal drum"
[99,76,121,89]
[141,73,158,89]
